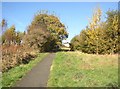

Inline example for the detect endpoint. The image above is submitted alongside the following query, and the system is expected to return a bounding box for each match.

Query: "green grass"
[0,72,2,88]
[47,52,118,87]
[2,53,48,87]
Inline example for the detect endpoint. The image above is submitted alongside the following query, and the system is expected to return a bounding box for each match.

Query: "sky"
[2,2,118,42]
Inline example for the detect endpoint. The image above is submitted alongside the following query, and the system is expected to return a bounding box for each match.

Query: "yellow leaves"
[112,15,118,31]
[88,7,102,30]
[56,42,62,46]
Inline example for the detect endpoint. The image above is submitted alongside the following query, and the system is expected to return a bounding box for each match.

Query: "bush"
[2,45,37,72]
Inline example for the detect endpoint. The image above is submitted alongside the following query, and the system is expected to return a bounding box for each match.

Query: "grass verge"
[47,52,118,87]
[0,72,2,88]
[2,53,48,87]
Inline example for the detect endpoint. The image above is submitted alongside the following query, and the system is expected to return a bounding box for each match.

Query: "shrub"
[2,45,37,72]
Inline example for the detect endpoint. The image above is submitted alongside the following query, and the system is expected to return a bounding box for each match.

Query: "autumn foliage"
[1,11,68,72]
[2,43,38,72]
[70,9,119,54]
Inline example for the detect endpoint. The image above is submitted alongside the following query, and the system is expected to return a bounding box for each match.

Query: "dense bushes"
[2,45,37,72]
[70,9,119,54]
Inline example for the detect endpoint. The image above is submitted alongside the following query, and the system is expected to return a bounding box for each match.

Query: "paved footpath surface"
[14,53,55,87]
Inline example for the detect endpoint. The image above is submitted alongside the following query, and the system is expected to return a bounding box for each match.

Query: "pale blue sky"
[2,2,118,42]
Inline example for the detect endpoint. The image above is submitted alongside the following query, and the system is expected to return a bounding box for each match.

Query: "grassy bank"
[47,52,118,87]
[2,53,48,87]
[0,72,2,88]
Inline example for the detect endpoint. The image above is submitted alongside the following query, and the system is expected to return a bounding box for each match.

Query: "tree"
[31,12,68,47]
[70,9,119,54]
[15,31,24,45]
[71,7,102,54]
[23,24,52,52]
[1,19,7,32]
[105,10,119,54]
[88,7,102,54]
[70,35,80,51]
[24,11,68,52]
[0,19,7,41]
[2,25,16,45]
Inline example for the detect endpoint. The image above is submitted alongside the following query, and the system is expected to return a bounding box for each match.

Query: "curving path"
[14,53,55,87]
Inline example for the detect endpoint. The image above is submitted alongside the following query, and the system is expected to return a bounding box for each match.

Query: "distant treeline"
[70,8,119,54]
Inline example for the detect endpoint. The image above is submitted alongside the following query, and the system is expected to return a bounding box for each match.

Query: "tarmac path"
[14,53,55,87]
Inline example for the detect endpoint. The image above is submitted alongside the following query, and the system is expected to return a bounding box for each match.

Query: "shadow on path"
[14,53,55,87]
